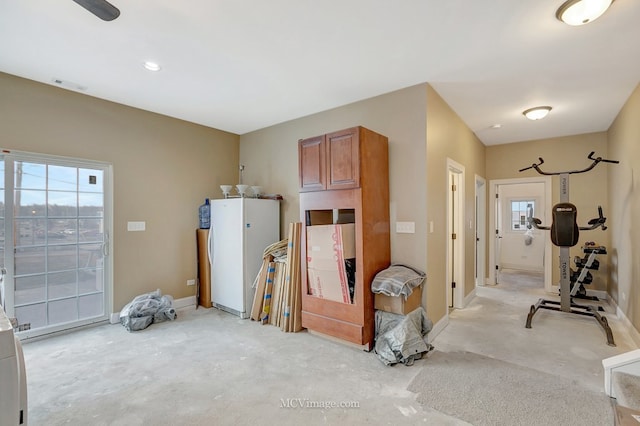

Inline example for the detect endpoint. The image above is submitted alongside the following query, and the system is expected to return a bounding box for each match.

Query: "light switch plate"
[396,221,415,234]
[127,221,146,232]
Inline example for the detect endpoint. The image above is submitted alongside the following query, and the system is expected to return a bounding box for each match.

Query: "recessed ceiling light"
[490,124,502,129]
[523,106,552,120]
[556,0,614,26]
[143,61,161,71]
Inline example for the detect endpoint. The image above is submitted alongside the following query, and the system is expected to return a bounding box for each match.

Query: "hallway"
[437,268,636,392]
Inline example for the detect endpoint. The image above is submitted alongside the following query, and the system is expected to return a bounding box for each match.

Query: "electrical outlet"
[187,279,196,286]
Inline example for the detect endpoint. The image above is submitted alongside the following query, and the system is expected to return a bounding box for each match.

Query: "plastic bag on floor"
[119,289,176,332]
[374,307,434,366]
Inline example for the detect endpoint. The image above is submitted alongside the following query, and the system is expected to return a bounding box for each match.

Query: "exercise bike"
[519,152,619,346]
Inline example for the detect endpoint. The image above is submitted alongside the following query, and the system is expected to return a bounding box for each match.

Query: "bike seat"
[550,203,579,247]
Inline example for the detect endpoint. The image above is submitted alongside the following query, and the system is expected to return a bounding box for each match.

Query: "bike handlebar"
[527,205,607,232]
[588,151,620,164]
[519,152,618,175]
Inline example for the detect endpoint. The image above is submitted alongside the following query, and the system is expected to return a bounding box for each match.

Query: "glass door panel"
[5,156,108,334]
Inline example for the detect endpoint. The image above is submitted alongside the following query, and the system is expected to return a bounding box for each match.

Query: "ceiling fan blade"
[72,0,120,21]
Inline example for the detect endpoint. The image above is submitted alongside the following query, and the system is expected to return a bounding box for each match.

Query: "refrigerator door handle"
[207,227,213,265]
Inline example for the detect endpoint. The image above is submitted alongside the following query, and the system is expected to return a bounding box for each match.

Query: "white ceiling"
[1,0,639,146]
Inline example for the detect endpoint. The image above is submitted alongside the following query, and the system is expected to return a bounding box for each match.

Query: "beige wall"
[426,85,486,322]
[242,84,486,327]
[239,84,432,311]
[4,68,636,341]
[608,82,640,336]
[0,72,239,311]
[486,132,610,291]
[0,74,485,329]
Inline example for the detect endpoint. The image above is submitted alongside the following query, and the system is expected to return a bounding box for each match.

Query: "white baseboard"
[109,295,197,325]
[463,288,476,308]
[608,296,640,348]
[499,264,544,273]
[428,315,449,343]
[173,295,197,310]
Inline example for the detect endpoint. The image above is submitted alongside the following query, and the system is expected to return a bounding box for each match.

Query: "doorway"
[446,159,465,309]
[0,151,112,339]
[489,177,552,292]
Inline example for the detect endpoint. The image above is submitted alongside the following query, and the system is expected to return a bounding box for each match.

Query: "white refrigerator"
[208,198,280,318]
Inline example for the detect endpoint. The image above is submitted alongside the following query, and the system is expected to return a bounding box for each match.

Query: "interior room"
[1,1,640,425]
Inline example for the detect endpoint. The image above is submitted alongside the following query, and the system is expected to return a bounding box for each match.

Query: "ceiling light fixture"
[143,61,161,71]
[523,106,552,120]
[556,0,614,26]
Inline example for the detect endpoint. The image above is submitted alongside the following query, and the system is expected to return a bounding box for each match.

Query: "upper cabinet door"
[326,127,359,190]
[299,135,326,192]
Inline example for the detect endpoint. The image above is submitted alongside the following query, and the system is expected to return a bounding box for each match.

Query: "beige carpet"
[408,350,613,426]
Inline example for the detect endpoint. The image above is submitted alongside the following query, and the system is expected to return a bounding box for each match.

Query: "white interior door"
[0,152,111,338]
[499,185,545,272]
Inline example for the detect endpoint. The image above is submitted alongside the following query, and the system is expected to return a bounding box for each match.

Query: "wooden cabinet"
[298,135,326,192]
[298,127,361,192]
[298,126,390,350]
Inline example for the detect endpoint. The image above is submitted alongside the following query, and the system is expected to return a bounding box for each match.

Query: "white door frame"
[489,176,552,292]
[475,175,486,287]
[447,158,465,309]
[1,149,113,339]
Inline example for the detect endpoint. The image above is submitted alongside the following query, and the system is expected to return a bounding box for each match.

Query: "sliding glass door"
[0,152,111,338]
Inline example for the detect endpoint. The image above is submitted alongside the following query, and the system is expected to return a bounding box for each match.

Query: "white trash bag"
[524,228,534,246]
[119,289,176,332]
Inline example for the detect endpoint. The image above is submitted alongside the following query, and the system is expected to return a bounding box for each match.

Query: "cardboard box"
[306,224,356,304]
[374,285,423,315]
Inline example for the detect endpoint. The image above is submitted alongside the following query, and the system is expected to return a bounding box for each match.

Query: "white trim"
[499,262,545,272]
[447,158,465,309]
[2,150,113,339]
[173,295,197,310]
[428,315,449,343]
[18,317,109,342]
[608,296,640,348]
[463,287,476,307]
[489,177,552,291]
[602,349,640,397]
[475,175,487,288]
[104,164,114,321]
